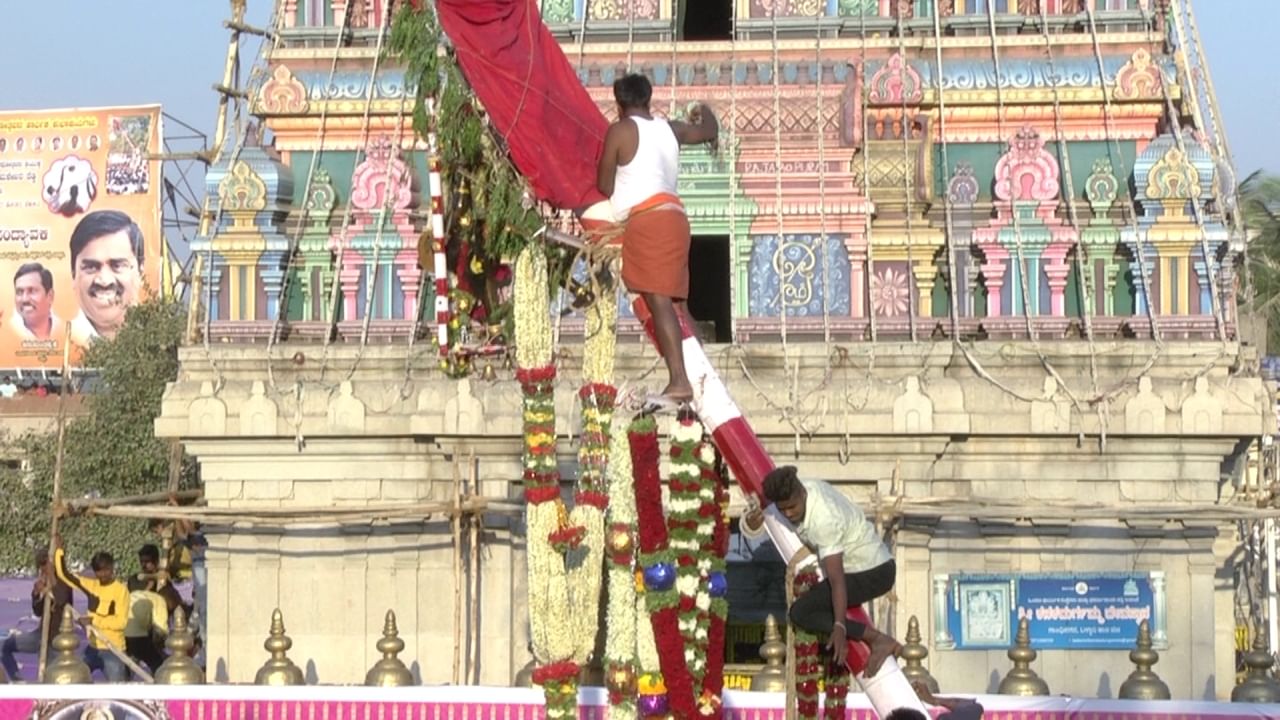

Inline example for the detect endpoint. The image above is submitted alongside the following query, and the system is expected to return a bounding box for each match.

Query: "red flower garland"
[629,418,699,719]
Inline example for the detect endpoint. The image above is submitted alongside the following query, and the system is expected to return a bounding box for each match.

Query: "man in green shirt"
[745,465,901,674]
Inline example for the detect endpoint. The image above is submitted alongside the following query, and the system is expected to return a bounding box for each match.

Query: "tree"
[0,298,193,573]
[1239,170,1280,353]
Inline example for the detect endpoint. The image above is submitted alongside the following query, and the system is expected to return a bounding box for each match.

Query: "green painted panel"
[934,141,1139,204]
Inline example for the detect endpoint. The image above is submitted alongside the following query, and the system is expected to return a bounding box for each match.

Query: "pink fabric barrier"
[2,686,1278,719]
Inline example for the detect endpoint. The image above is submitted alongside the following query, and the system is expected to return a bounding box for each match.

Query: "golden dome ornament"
[365,610,415,687]
[155,607,205,685]
[1118,620,1169,700]
[255,608,305,686]
[998,617,1048,696]
[750,614,788,692]
[43,607,91,684]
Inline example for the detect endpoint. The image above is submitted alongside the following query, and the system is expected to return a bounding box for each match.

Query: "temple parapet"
[190,0,1237,347]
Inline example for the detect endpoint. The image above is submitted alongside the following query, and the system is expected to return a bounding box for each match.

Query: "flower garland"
[566,268,618,664]
[791,567,852,720]
[629,416,698,719]
[604,420,639,720]
[667,418,708,681]
[792,567,823,719]
[515,245,577,719]
[694,431,730,717]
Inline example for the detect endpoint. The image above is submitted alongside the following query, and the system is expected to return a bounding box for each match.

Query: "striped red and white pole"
[628,297,927,714]
[545,225,920,706]
[428,152,448,357]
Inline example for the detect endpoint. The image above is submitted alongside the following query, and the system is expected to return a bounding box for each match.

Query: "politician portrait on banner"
[0,105,162,367]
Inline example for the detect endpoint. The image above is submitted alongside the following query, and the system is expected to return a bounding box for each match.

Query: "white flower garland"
[527,501,573,662]
[514,245,552,369]
[582,268,617,384]
[605,420,639,720]
[568,503,606,663]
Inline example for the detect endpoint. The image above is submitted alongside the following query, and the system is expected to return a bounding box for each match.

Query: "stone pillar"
[1131,246,1155,317]
[912,260,936,319]
[1192,258,1213,317]
[260,255,286,322]
[340,251,363,321]
[932,574,954,649]
[398,262,422,321]
[981,259,1006,317]
[1044,257,1071,317]
[845,238,867,318]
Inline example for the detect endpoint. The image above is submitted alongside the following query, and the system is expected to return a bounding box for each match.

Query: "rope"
[983,4,1092,415]
[1084,4,1163,345]
[198,0,289,392]
[894,10,919,342]
[928,3,963,344]
[348,1,411,378]
[1036,4,1104,439]
[1148,1,1229,347]
[815,3,831,345]
[263,2,355,398]
[317,3,396,388]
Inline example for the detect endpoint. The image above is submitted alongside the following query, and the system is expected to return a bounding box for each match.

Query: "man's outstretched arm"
[670,102,719,146]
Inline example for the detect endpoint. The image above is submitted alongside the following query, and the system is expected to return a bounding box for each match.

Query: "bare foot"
[661,381,694,404]
[862,634,902,677]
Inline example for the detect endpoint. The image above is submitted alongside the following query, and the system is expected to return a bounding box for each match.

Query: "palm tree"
[1239,170,1280,353]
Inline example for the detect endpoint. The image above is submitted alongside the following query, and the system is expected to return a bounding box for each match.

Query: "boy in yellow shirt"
[53,537,130,682]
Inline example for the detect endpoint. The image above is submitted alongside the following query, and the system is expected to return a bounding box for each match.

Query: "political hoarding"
[0,105,163,369]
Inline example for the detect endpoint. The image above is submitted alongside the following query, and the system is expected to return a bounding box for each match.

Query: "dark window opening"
[681,0,733,41]
[687,235,733,343]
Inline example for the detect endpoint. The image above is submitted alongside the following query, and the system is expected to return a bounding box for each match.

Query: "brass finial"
[750,614,788,692]
[998,617,1049,696]
[365,610,414,686]
[155,607,205,685]
[42,607,90,684]
[255,608,305,686]
[1118,620,1170,700]
[900,615,939,694]
[1232,627,1280,703]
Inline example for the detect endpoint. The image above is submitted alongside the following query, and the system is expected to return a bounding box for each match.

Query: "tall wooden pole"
[37,323,74,680]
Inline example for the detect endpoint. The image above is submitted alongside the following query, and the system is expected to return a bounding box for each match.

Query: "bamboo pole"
[68,606,156,683]
[451,455,463,685]
[468,451,481,685]
[37,322,74,680]
[65,488,203,512]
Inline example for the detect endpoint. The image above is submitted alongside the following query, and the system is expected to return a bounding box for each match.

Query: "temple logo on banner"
[29,699,169,720]
[939,572,1167,650]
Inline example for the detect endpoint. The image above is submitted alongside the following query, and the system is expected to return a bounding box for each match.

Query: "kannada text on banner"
[0,105,163,369]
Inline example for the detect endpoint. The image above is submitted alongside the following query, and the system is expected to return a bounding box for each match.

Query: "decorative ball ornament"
[438,359,451,371]
[637,673,666,695]
[456,296,472,313]
[607,665,637,695]
[707,571,728,598]
[607,528,633,556]
[638,693,669,717]
[448,317,462,330]
[643,562,676,592]
[459,214,473,229]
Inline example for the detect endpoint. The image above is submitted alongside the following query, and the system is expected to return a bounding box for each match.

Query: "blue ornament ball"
[643,562,676,592]
[638,693,669,717]
[707,571,728,598]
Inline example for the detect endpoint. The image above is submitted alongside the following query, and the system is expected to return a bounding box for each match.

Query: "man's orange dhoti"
[603,192,691,301]
[583,193,690,301]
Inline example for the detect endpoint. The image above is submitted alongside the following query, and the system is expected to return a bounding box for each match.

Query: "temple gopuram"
[144,0,1276,706]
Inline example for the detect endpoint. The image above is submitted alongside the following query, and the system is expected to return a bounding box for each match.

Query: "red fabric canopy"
[433,0,609,211]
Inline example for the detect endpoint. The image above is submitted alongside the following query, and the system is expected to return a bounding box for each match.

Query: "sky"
[0,1,1272,187]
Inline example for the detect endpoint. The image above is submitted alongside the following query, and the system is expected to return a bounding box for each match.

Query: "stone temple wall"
[157,338,1271,698]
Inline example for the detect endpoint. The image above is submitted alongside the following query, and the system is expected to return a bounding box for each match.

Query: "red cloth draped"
[431,0,609,211]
